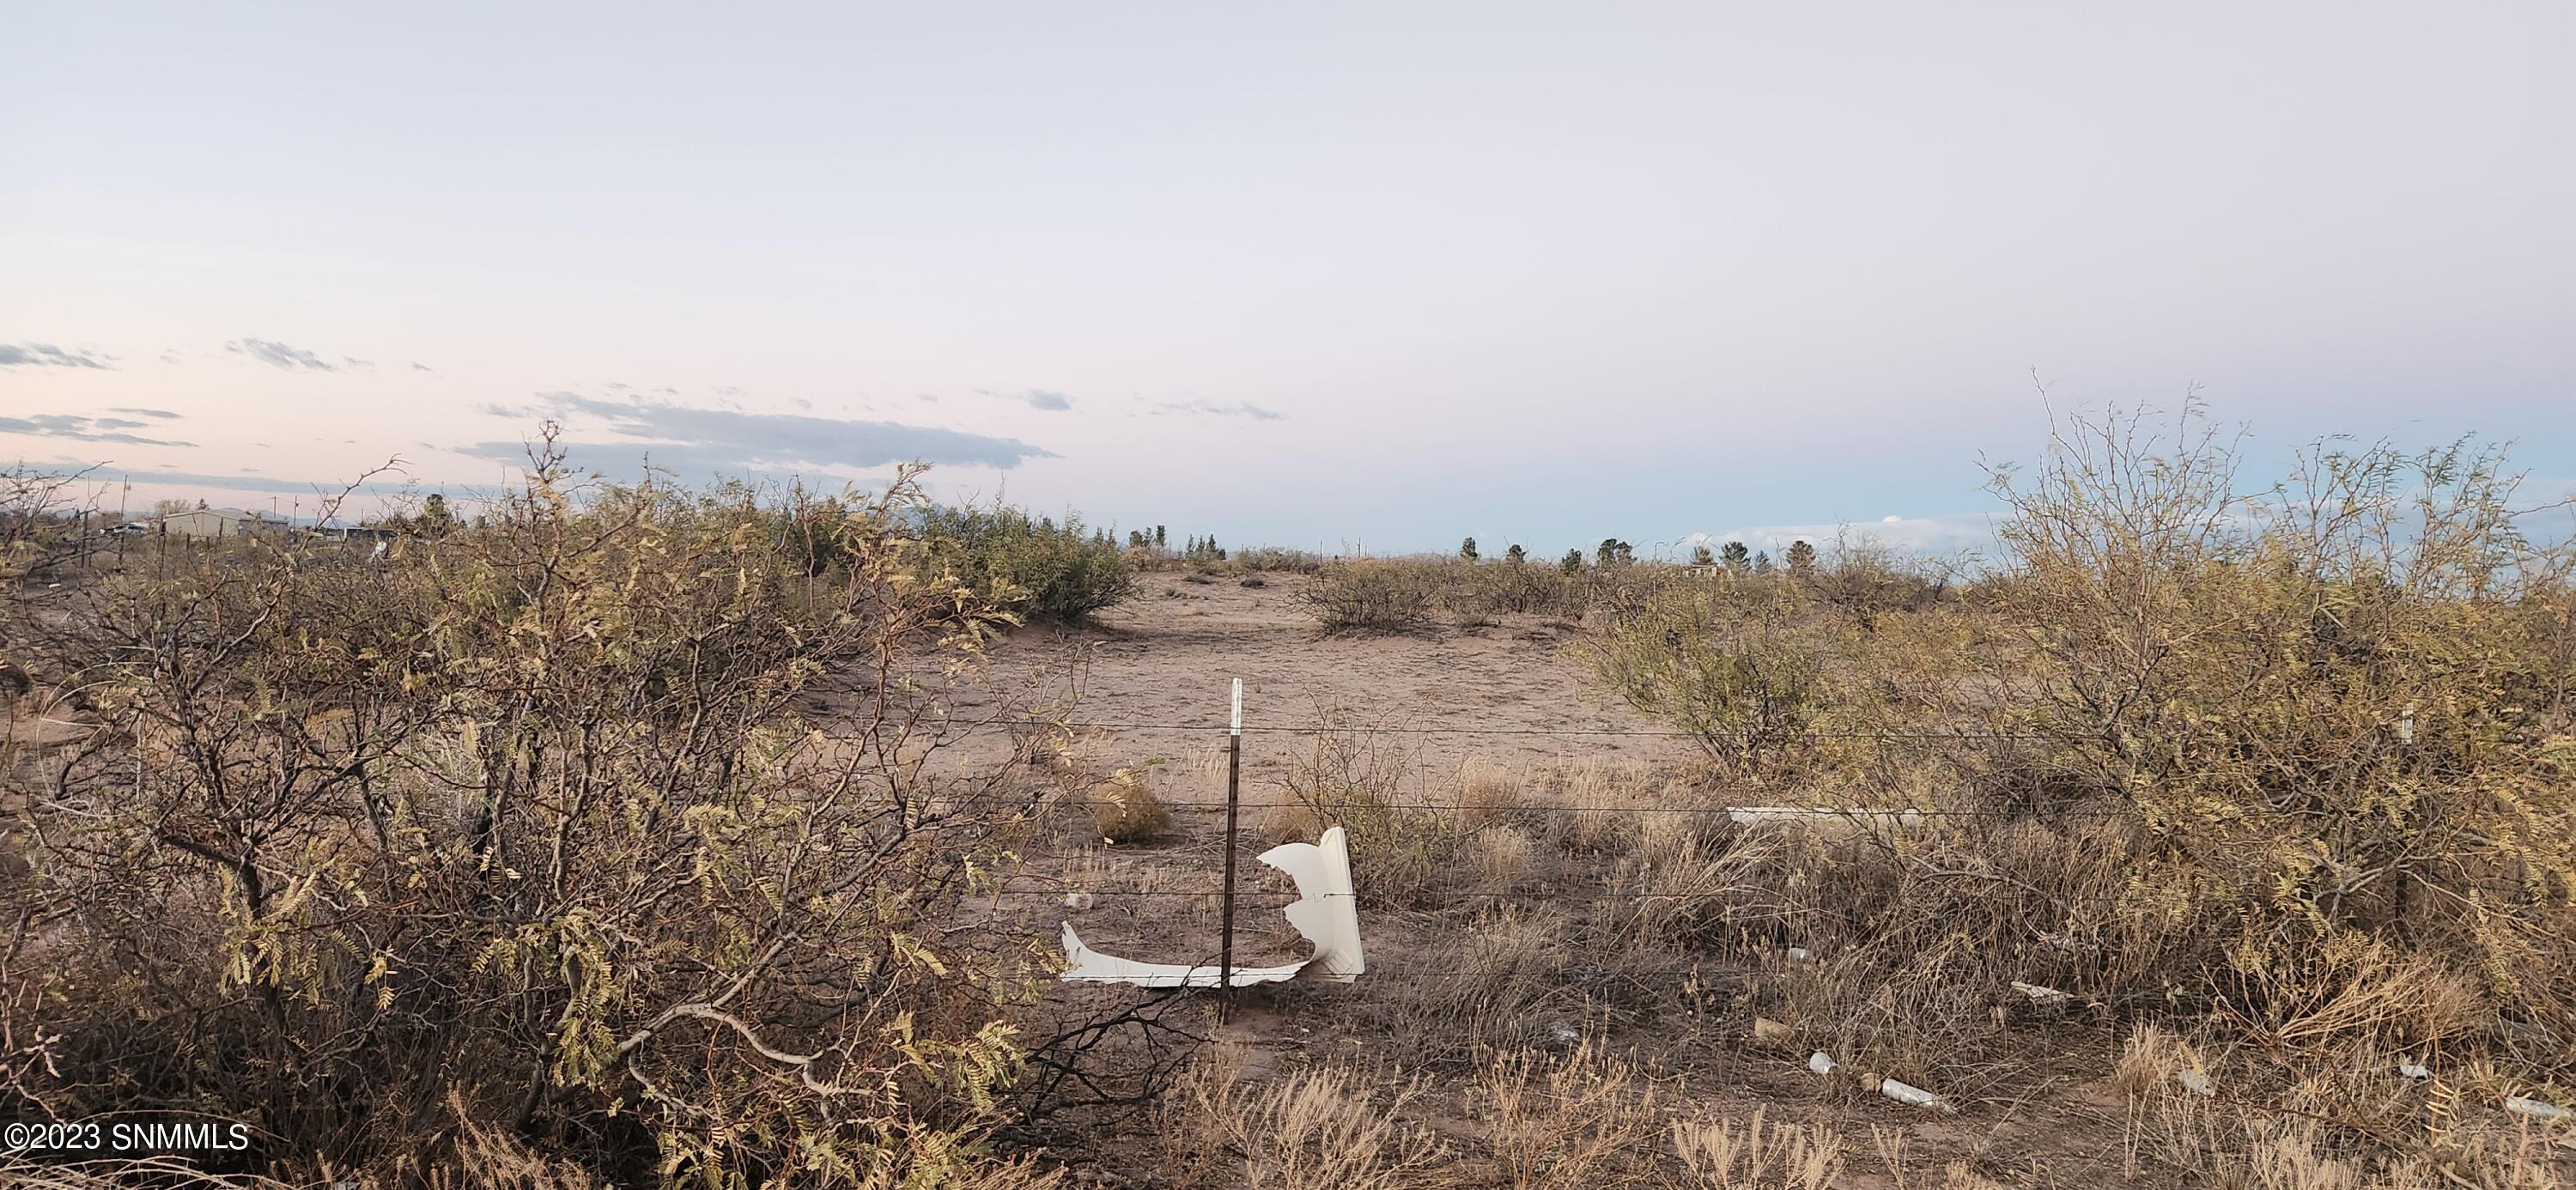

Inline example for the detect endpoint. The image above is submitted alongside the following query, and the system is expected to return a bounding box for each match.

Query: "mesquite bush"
[0,447,1065,1185]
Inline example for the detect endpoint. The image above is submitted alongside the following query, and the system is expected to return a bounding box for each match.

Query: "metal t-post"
[1218,677,1242,1020]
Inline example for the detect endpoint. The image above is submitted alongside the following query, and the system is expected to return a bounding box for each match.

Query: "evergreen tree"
[415,493,459,537]
[1721,540,1751,570]
[1460,537,1479,562]
[1691,543,1716,567]
[1560,549,1584,574]
[1785,539,1817,576]
[1504,543,1525,564]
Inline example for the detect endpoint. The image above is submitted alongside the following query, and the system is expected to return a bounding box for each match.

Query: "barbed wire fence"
[878,686,2204,965]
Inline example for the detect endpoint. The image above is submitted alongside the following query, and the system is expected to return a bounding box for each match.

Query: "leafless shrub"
[1295,560,1439,634]
[1262,723,1454,907]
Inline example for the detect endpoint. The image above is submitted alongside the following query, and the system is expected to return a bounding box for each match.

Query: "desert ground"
[959,574,2145,1188]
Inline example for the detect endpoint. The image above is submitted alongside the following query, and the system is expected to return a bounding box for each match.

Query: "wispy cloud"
[410,361,434,372]
[461,392,1057,477]
[1147,398,1284,421]
[0,343,113,369]
[981,387,1074,411]
[108,407,181,420]
[60,464,432,497]
[227,338,338,372]
[0,413,193,447]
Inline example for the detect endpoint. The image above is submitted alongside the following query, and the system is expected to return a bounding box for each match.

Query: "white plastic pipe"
[1877,1078,1954,1114]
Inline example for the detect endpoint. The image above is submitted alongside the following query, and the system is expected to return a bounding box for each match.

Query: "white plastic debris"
[1062,891,1095,910]
[2011,981,2072,1008]
[1876,1077,1955,1114]
[1060,826,1365,987]
[2395,1059,2430,1081]
[2505,1096,2569,1123]
[2178,1070,2216,1097]
[1785,946,1816,962]
[1807,1051,1837,1075]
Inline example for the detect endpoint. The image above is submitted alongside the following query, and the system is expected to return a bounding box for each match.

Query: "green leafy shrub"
[920,504,1136,622]
[1580,591,1829,774]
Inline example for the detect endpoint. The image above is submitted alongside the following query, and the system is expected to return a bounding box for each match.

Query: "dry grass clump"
[1452,756,1523,825]
[1668,1108,1845,1189]
[1474,1042,1664,1188]
[1468,823,1539,892]
[1368,905,1574,1060]
[2112,1023,2212,1099]
[0,1158,297,1190]
[1544,760,1659,853]
[1603,812,1763,950]
[1155,1051,1443,1190]
[1091,767,1174,842]
[2121,1076,2570,1190]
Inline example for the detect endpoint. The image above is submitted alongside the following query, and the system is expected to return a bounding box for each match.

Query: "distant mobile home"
[157,508,290,539]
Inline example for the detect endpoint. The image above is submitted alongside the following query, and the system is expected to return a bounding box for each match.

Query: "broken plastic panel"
[1060,826,1365,988]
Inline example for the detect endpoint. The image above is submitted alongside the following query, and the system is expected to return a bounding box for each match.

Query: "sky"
[4,2,2571,556]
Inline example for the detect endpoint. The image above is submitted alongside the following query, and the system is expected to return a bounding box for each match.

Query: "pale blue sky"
[4,2,2570,554]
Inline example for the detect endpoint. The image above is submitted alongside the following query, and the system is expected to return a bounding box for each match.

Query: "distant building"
[157,507,290,539]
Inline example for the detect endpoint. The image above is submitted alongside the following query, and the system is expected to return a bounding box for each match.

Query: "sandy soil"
[949,575,2149,1187]
[982,574,1691,768]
